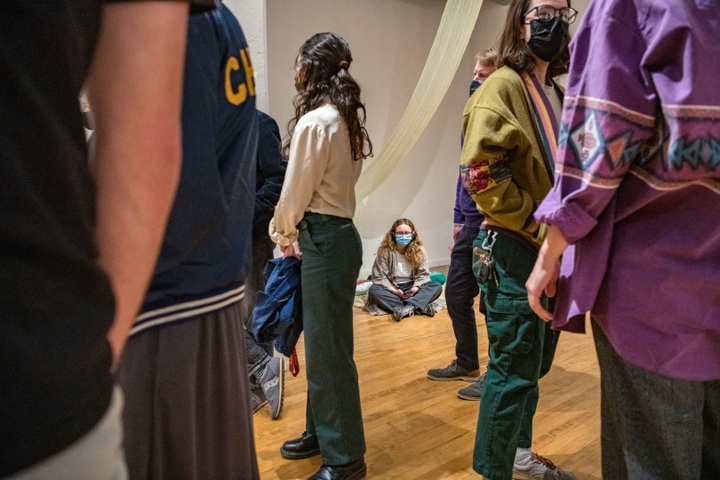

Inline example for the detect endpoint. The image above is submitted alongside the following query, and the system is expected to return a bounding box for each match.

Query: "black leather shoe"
[280,432,321,460]
[307,458,367,480]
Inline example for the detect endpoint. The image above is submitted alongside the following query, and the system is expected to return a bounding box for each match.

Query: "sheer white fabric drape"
[355,0,484,201]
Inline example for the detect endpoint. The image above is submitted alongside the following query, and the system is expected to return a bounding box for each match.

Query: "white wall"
[226,0,269,112]
[232,0,590,277]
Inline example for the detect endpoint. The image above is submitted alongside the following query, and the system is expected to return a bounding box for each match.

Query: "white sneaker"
[513,452,577,480]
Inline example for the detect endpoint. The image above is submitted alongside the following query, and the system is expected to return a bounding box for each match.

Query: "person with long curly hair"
[366,218,443,322]
[269,32,372,480]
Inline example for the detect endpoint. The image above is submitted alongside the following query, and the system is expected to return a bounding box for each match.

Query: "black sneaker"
[423,303,437,317]
[457,373,486,400]
[427,360,481,382]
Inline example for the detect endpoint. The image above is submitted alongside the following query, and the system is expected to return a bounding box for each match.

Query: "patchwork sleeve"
[535,4,657,244]
[460,101,536,232]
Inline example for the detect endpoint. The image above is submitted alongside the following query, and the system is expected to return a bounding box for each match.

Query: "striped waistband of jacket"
[130,284,245,337]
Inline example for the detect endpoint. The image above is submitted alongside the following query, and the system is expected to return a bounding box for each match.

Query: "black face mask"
[526,16,569,63]
[469,79,482,97]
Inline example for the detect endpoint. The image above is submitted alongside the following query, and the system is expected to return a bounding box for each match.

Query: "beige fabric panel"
[355,0,484,201]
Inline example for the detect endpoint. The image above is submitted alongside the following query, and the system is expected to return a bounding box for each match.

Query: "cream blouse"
[269,101,362,246]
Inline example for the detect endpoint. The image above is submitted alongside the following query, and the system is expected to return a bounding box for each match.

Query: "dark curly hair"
[282,32,373,162]
[497,0,571,80]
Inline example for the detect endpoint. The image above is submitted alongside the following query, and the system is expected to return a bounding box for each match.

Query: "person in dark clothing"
[1,1,211,478]
[242,110,288,321]
[116,4,261,479]
[427,48,498,401]
[244,110,287,420]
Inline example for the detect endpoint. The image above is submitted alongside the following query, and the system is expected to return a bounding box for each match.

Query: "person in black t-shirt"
[0,1,214,478]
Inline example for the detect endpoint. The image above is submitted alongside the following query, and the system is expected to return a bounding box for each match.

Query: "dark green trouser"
[298,213,365,465]
[471,230,560,480]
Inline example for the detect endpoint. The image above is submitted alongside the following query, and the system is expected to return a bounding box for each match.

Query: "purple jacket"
[535,0,720,381]
[453,175,484,228]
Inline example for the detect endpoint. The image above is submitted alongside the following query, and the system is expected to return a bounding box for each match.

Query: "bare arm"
[86,2,190,367]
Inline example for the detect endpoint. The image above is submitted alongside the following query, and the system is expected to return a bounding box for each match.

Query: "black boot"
[280,432,321,460]
[307,458,366,480]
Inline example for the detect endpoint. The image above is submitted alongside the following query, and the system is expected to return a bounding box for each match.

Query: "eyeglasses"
[523,4,578,24]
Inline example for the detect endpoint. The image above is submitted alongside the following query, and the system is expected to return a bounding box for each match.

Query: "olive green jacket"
[460,66,561,246]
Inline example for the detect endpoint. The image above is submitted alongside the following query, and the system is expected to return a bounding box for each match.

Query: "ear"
[412,232,417,240]
[391,232,396,240]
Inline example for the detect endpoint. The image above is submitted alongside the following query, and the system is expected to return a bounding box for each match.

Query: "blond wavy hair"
[377,218,425,268]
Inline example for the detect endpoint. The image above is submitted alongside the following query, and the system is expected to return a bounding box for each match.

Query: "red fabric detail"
[462,160,491,195]
[289,348,300,377]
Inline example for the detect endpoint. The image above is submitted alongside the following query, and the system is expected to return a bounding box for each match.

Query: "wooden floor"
[253,289,602,480]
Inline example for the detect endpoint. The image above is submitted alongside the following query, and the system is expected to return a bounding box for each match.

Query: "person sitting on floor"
[366,218,443,322]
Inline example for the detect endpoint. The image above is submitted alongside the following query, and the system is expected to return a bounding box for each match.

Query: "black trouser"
[445,225,481,371]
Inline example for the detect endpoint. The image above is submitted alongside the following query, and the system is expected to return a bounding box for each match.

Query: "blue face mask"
[396,234,413,246]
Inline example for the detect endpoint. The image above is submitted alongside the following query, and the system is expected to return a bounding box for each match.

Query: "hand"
[392,287,405,298]
[526,254,559,322]
[280,240,302,260]
[402,286,419,299]
[525,225,568,322]
[452,224,464,243]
